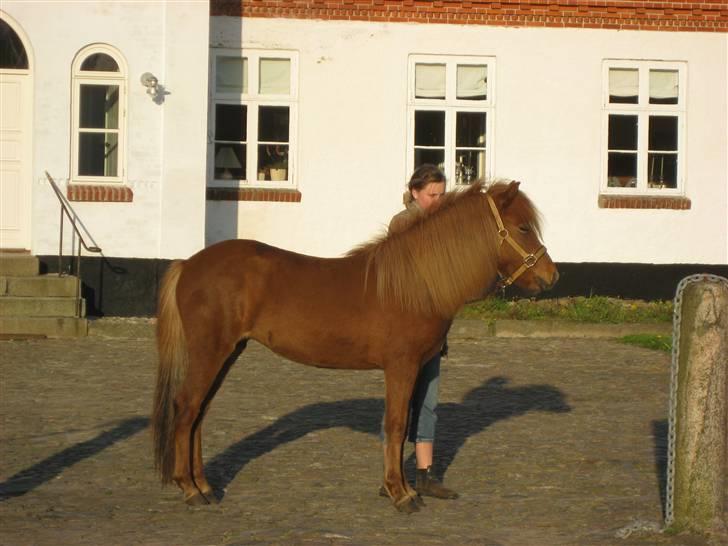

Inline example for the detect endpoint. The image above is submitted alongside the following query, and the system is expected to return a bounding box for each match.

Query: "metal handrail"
[44,171,102,318]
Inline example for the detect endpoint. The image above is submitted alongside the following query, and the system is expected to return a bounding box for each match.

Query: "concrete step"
[0,253,39,277]
[1,274,78,297]
[0,296,86,317]
[0,316,88,338]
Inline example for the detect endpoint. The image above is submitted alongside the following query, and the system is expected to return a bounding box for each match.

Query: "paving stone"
[0,336,713,545]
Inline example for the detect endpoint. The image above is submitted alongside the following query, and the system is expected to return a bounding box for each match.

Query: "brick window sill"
[598,194,691,210]
[207,187,302,202]
[67,184,134,202]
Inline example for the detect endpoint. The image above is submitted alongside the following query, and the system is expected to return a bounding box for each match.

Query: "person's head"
[407,164,446,211]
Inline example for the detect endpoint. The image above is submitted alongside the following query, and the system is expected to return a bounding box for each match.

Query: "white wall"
[3,0,208,259]
[209,17,727,265]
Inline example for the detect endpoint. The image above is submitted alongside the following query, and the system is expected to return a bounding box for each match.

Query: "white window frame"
[601,59,687,196]
[208,48,298,189]
[70,44,127,184]
[407,54,495,189]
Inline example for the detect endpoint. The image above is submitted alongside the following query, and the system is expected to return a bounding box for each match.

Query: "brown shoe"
[415,466,459,499]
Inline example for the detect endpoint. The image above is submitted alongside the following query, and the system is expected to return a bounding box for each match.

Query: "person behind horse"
[382,163,459,500]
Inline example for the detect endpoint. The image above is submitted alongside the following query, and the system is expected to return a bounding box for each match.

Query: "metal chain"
[615,273,727,539]
[664,273,728,528]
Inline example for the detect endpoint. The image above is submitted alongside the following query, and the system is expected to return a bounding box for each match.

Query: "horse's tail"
[152,260,188,484]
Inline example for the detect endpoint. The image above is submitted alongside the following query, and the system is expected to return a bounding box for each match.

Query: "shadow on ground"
[206,375,572,499]
[0,417,149,501]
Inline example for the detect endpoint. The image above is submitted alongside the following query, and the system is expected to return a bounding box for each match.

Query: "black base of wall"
[539,262,728,301]
[38,256,728,317]
[39,255,172,318]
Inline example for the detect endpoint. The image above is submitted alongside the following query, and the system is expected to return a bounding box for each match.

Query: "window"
[71,45,126,183]
[210,49,297,188]
[0,19,29,69]
[408,55,494,188]
[602,60,686,194]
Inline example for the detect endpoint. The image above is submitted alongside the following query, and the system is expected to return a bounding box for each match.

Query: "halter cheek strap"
[486,194,547,290]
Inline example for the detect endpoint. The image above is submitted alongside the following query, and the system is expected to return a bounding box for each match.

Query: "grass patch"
[620,334,672,352]
[458,296,673,324]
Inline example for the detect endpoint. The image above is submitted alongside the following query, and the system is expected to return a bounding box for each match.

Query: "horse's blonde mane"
[350,182,514,318]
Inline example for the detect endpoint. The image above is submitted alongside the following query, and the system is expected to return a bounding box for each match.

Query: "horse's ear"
[501,180,521,209]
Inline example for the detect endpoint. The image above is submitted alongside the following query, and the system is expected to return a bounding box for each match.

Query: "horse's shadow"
[206,376,571,498]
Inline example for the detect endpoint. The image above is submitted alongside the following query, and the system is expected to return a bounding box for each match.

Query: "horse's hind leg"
[173,341,244,505]
[190,340,248,503]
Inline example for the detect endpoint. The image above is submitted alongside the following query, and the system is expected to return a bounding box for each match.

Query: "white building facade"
[1,0,209,261]
[1,1,726,315]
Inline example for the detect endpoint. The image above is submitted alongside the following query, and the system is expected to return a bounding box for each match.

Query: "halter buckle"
[524,254,537,268]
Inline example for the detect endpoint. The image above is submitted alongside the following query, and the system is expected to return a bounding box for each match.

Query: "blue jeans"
[381,352,440,444]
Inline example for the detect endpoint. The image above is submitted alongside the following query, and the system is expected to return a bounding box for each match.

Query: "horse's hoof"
[202,491,219,504]
[394,496,421,514]
[185,493,210,506]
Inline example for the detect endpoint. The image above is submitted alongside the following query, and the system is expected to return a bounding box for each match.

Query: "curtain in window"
[415,63,446,99]
[259,58,290,95]
[608,68,638,98]
[217,57,247,93]
[649,70,678,101]
[456,65,487,99]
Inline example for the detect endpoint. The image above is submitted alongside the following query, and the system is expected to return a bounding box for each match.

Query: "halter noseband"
[486,194,547,291]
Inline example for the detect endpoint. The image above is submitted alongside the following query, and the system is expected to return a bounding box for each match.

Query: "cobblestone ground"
[0,329,713,545]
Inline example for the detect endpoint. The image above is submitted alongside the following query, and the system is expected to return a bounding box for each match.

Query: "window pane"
[80,53,119,72]
[217,57,247,94]
[78,132,118,176]
[414,149,444,171]
[258,144,288,181]
[649,116,678,151]
[259,58,290,95]
[456,65,486,100]
[650,70,678,105]
[456,112,486,147]
[455,150,485,185]
[215,104,246,141]
[258,106,289,142]
[0,20,29,69]
[214,143,245,180]
[607,153,637,187]
[415,63,445,99]
[608,115,637,150]
[414,110,445,147]
[609,68,638,104]
[79,85,119,129]
[648,153,677,188]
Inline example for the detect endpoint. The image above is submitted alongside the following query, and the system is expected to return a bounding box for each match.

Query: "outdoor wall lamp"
[140,72,160,99]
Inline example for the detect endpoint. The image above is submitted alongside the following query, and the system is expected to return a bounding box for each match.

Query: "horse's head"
[485,181,559,295]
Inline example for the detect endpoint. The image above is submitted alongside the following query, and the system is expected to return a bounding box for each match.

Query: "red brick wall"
[212,1,728,32]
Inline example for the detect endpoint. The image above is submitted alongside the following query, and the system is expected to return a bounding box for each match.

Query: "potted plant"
[267,146,288,181]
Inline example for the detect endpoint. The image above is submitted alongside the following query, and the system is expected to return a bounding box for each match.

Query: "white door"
[0,17,32,251]
[0,74,31,250]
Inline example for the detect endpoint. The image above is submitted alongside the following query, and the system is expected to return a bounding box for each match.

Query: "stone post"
[672,277,728,537]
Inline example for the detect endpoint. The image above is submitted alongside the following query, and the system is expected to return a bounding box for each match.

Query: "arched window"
[71,44,126,182]
[0,19,29,69]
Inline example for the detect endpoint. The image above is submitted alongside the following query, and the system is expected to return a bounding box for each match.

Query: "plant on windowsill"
[269,159,287,181]
[266,145,288,181]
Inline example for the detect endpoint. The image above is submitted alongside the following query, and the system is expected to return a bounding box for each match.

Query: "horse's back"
[175,239,388,368]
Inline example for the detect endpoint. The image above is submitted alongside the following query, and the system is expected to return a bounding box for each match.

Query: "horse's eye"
[518,225,530,234]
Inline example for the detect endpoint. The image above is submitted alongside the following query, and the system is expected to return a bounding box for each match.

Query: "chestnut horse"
[152,181,558,513]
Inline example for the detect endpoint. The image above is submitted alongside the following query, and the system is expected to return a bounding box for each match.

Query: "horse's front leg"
[382,362,422,513]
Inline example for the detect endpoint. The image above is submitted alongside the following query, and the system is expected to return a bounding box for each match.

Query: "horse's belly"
[253,329,380,371]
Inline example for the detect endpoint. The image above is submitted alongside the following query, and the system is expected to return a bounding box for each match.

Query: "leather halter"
[486,194,547,290]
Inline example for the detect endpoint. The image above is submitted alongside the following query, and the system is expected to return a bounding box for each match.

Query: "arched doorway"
[0,13,32,250]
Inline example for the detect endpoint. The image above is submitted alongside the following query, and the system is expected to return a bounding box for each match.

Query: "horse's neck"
[382,204,499,318]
